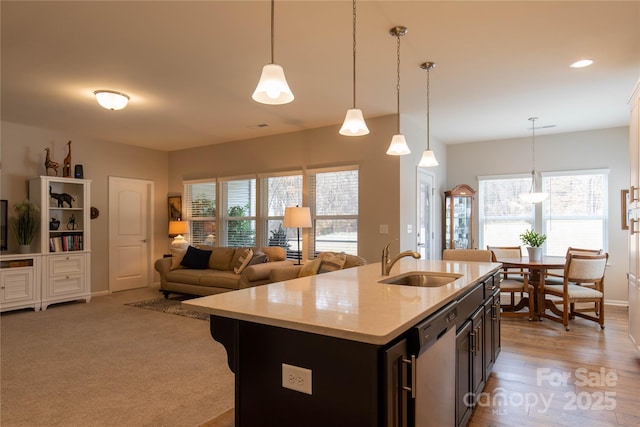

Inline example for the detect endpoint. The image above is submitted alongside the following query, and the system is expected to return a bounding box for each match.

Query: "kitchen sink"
[379,272,463,287]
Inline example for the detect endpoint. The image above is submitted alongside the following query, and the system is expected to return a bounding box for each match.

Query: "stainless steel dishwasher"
[405,301,458,426]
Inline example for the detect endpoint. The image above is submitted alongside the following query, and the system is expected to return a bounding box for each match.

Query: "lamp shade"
[94,90,129,110]
[520,191,548,203]
[168,220,189,236]
[252,64,294,105]
[283,207,312,228]
[339,108,369,136]
[386,134,411,155]
[418,149,439,167]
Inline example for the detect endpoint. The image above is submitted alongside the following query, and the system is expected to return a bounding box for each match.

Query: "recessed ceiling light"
[570,59,593,68]
[248,124,269,129]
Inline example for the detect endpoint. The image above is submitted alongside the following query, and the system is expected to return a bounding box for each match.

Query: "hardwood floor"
[202,305,639,427]
[469,305,640,427]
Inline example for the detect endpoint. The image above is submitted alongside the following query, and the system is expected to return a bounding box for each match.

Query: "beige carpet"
[0,287,234,427]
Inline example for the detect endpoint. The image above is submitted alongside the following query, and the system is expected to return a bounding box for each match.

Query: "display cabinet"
[444,184,476,250]
[29,176,91,309]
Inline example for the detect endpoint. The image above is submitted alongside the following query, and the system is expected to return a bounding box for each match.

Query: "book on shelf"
[49,233,83,252]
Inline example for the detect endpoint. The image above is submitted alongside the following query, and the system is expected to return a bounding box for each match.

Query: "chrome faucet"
[381,241,421,276]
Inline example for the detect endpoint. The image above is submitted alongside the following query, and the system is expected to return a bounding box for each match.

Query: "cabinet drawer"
[49,254,84,276]
[50,274,83,295]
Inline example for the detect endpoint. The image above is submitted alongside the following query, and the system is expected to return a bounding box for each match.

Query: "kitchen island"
[185,258,502,427]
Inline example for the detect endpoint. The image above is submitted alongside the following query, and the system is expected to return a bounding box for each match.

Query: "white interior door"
[108,177,153,292]
[417,169,435,259]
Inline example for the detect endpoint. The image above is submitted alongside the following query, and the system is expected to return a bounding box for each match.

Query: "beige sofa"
[154,245,294,298]
[269,252,367,282]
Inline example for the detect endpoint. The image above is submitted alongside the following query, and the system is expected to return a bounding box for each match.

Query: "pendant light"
[520,117,548,203]
[339,0,369,136]
[386,26,411,156]
[418,62,439,167]
[252,0,294,105]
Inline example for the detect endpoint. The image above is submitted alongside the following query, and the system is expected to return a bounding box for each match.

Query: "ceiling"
[2,1,639,152]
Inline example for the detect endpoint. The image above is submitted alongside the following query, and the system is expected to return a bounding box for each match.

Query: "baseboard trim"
[605,299,628,307]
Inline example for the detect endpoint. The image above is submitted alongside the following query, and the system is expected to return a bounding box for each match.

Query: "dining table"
[495,255,567,320]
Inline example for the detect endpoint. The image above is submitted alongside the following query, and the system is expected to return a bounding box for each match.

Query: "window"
[184,180,216,246]
[261,174,303,258]
[220,178,256,247]
[308,167,358,256]
[479,175,534,252]
[182,167,359,256]
[542,170,608,256]
[479,170,609,256]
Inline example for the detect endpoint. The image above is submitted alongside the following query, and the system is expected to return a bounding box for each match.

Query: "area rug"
[126,297,209,321]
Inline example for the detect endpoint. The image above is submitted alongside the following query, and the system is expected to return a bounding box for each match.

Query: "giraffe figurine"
[62,140,72,177]
[44,148,59,176]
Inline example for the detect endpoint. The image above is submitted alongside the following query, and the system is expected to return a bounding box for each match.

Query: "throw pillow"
[234,248,253,274]
[170,247,187,270]
[247,253,268,266]
[180,246,212,269]
[262,246,286,262]
[298,258,322,278]
[318,252,347,274]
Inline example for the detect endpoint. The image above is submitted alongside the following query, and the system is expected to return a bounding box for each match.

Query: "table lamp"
[169,220,190,250]
[283,206,312,265]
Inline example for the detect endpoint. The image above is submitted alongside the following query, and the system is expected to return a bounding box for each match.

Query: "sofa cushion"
[166,268,210,286]
[170,247,187,270]
[199,270,243,290]
[207,247,236,271]
[298,258,322,278]
[262,246,286,262]
[318,252,347,274]
[180,246,212,269]
[234,248,253,274]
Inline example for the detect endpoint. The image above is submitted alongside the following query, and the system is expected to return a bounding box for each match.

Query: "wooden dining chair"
[546,247,604,284]
[442,249,492,262]
[542,253,608,331]
[487,246,534,320]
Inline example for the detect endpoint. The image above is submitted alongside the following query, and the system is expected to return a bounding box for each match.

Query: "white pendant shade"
[94,90,129,110]
[386,134,411,155]
[520,191,548,203]
[339,108,369,136]
[252,64,294,105]
[418,149,439,167]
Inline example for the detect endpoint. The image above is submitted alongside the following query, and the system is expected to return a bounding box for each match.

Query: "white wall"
[447,126,629,303]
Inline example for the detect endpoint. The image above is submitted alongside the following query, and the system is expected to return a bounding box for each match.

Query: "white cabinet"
[0,254,41,312]
[41,252,90,310]
[29,176,91,310]
[629,79,640,351]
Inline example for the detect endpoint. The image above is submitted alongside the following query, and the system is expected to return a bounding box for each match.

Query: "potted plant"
[12,199,39,253]
[519,229,546,261]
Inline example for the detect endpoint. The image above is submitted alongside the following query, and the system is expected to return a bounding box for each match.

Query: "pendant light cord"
[426,66,431,150]
[529,116,538,192]
[395,33,401,133]
[351,0,357,108]
[270,0,275,64]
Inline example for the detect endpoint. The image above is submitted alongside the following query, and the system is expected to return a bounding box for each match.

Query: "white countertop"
[184,258,501,345]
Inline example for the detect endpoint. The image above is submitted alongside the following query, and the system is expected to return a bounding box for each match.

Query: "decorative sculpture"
[44,148,59,176]
[63,140,72,178]
[67,213,78,230]
[49,186,74,208]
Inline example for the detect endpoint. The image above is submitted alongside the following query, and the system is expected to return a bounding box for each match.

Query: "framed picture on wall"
[168,196,182,221]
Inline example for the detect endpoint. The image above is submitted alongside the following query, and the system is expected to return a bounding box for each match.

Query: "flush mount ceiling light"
[418,62,439,167]
[252,0,294,105]
[520,117,548,203]
[570,59,593,68]
[339,0,369,137]
[386,26,410,156]
[94,90,129,110]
